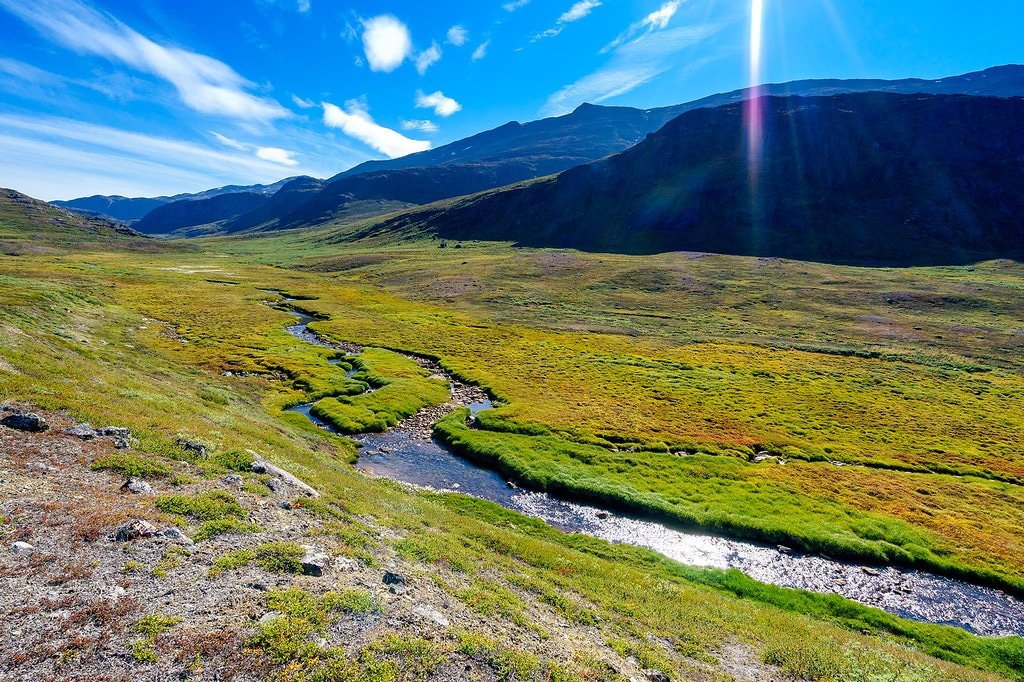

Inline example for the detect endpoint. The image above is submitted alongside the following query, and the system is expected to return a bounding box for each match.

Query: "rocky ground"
[0,407,783,681]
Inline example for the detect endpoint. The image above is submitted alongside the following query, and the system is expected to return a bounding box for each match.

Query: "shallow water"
[281,309,1024,637]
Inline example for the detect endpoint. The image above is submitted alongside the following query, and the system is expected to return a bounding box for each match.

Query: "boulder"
[300,546,330,577]
[113,519,158,542]
[11,541,34,554]
[412,604,450,627]
[1,413,48,432]
[251,458,320,498]
[120,477,154,495]
[64,423,97,439]
[162,527,194,546]
[112,437,132,450]
[382,571,407,586]
[177,438,209,459]
[98,426,131,439]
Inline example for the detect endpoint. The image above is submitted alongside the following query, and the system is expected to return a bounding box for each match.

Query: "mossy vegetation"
[91,453,171,478]
[0,215,1021,679]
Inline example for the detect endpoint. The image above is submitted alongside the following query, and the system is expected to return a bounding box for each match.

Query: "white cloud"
[297,0,310,13]
[212,132,246,150]
[0,0,289,122]
[361,15,412,72]
[446,25,468,46]
[533,0,601,42]
[322,100,430,158]
[415,42,442,75]
[415,90,462,117]
[291,94,316,109]
[0,113,315,199]
[400,119,439,134]
[471,40,490,61]
[602,1,682,53]
[257,146,299,166]
[542,23,721,116]
[503,0,529,11]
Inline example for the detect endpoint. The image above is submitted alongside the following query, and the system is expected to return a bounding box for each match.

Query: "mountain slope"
[0,188,144,253]
[52,177,299,223]
[364,93,1024,266]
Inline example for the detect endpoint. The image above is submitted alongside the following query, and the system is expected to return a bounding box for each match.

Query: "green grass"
[0,217,1021,680]
[91,453,172,478]
[154,490,246,521]
[192,516,260,541]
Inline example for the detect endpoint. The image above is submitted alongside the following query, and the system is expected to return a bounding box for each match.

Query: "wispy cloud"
[290,94,316,109]
[400,119,439,134]
[503,0,529,12]
[415,90,462,117]
[322,100,430,158]
[541,22,722,116]
[533,1,602,42]
[0,0,289,122]
[256,146,299,166]
[361,15,413,72]
[296,0,310,13]
[0,114,314,199]
[602,0,682,53]
[212,132,246,150]
[446,25,468,46]
[472,40,490,61]
[415,42,442,75]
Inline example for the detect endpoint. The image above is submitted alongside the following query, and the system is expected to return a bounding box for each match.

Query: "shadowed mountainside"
[363,93,1024,266]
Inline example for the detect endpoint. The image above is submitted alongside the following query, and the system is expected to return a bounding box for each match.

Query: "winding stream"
[281,308,1024,638]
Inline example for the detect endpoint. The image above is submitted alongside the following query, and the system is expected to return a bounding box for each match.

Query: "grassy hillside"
[1,201,1022,679]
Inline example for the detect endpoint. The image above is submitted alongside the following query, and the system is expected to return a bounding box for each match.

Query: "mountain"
[362,93,1024,266]
[51,177,299,223]
[75,65,1024,236]
[0,188,144,253]
[133,191,269,235]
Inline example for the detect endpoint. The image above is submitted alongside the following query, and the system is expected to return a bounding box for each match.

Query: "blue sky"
[1,0,1022,200]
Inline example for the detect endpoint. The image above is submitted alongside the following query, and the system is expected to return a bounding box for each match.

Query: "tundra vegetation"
[1,200,1022,680]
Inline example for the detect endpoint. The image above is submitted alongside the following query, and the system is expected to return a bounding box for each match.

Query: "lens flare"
[746,0,765,185]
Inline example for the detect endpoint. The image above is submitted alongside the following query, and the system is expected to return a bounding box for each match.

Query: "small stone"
[113,519,158,542]
[277,501,293,510]
[26,461,53,473]
[382,571,407,586]
[162,528,194,546]
[390,584,410,595]
[301,546,330,577]
[412,604,450,627]
[777,545,791,553]
[221,474,243,487]
[1,413,48,432]
[861,567,880,576]
[265,477,282,492]
[595,511,609,520]
[177,438,209,458]
[112,437,131,450]
[98,426,131,439]
[334,557,359,572]
[64,423,97,439]
[120,477,154,495]
[644,671,670,682]
[11,541,34,554]
[506,481,518,489]
[258,611,282,625]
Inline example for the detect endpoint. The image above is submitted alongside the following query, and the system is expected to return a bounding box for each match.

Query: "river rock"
[2,413,48,432]
[113,519,157,542]
[120,477,154,495]
[64,423,97,439]
[11,541,34,554]
[301,546,330,577]
[861,567,880,576]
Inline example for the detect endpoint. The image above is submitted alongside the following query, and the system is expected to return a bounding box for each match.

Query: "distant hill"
[62,65,1024,236]
[52,177,299,223]
[0,188,144,253]
[364,93,1024,266]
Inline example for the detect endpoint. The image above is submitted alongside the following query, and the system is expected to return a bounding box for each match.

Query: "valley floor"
[1,220,1023,680]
